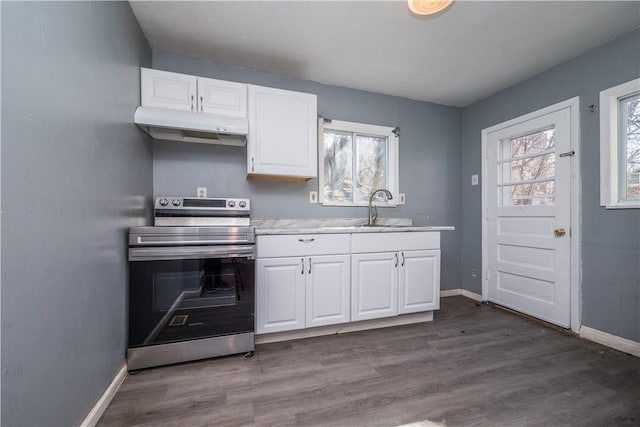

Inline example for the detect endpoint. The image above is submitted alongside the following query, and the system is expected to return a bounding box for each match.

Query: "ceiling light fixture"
[408,0,454,15]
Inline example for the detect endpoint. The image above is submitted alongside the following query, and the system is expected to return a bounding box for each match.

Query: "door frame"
[481,97,581,333]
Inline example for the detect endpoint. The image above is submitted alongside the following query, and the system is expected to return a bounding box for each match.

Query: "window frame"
[317,118,399,207]
[600,78,640,209]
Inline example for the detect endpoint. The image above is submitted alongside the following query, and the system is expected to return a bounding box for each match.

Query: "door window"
[498,128,556,206]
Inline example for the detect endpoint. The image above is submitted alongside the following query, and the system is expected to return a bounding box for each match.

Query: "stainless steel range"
[127,196,255,370]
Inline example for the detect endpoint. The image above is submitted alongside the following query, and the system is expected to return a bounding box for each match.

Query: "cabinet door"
[141,68,197,112]
[197,77,247,117]
[351,252,398,321]
[306,255,351,328]
[247,85,317,179]
[398,250,441,314]
[256,257,306,334]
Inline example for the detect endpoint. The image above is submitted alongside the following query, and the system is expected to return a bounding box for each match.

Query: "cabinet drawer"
[351,232,440,253]
[257,234,350,258]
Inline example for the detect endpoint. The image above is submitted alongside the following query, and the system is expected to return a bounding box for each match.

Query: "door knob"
[554,228,566,237]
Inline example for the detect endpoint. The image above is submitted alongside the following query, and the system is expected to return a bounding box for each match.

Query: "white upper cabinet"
[247,85,318,180]
[197,76,247,117]
[141,68,197,112]
[140,68,247,117]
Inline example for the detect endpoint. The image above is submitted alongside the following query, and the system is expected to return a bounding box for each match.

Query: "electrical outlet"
[471,175,479,186]
[197,187,207,198]
[309,191,318,203]
[398,193,406,204]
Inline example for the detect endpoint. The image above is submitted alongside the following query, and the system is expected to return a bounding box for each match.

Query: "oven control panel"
[154,197,251,212]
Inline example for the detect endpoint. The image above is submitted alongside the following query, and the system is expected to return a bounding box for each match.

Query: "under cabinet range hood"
[134,106,249,146]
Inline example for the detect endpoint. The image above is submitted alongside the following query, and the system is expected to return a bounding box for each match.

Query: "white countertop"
[253,218,455,235]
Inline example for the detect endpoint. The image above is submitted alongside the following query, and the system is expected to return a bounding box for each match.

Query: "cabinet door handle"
[401,252,405,267]
[308,257,312,274]
[251,158,255,172]
[394,253,398,268]
[200,95,204,111]
[298,238,315,243]
[301,258,304,275]
[190,94,194,111]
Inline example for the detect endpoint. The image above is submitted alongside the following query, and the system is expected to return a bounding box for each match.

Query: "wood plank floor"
[98,297,640,426]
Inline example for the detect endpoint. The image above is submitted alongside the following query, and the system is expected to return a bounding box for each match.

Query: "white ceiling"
[129,1,640,107]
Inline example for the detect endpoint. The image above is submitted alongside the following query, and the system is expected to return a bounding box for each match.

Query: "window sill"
[603,201,640,209]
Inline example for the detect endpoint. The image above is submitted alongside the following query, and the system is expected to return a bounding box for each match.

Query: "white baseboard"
[256,311,434,344]
[80,363,128,427]
[579,326,640,357]
[440,289,462,298]
[440,288,482,302]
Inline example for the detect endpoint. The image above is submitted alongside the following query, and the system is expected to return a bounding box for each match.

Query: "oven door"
[128,245,255,348]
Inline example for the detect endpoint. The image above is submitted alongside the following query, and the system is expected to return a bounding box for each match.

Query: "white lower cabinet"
[351,252,399,321]
[398,250,441,314]
[256,255,350,333]
[306,255,351,328]
[256,234,351,334]
[256,231,441,335]
[351,232,441,322]
[256,257,306,334]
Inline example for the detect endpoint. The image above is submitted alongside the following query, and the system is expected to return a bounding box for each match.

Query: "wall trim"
[80,363,127,427]
[579,326,640,358]
[440,288,482,302]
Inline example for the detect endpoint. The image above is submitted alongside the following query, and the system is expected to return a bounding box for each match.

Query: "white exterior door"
[306,255,351,327]
[140,68,197,112]
[484,105,573,327]
[197,77,247,117]
[256,257,306,333]
[351,252,398,321]
[398,250,440,314]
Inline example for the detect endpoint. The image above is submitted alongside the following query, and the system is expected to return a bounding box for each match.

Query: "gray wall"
[461,29,640,341]
[152,53,463,290]
[1,2,152,426]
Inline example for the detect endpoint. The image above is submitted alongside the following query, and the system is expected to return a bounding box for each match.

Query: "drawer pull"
[298,238,315,243]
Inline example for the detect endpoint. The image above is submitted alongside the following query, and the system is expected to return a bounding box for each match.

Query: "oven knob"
[239,201,246,208]
[172,199,181,207]
[228,200,236,208]
[159,198,169,207]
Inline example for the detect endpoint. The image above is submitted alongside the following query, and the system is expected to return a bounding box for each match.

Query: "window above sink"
[318,118,399,207]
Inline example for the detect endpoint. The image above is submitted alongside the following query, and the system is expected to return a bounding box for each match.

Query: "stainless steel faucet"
[368,189,393,226]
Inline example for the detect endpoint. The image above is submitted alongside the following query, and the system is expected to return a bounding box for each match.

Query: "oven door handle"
[129,245,255,262]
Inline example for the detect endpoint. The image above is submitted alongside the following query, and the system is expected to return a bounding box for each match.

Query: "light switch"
[309,191,318,203]
[398,193,406,204]
[471,175,479,186]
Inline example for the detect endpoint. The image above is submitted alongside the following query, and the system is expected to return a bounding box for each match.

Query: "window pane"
[322,131,353,203]
[507,153,555,183]
[354,135,387,203]
[499,129,556,207]
[510,129,555,158]
[502,181,555,206]
[622,93,640,200]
